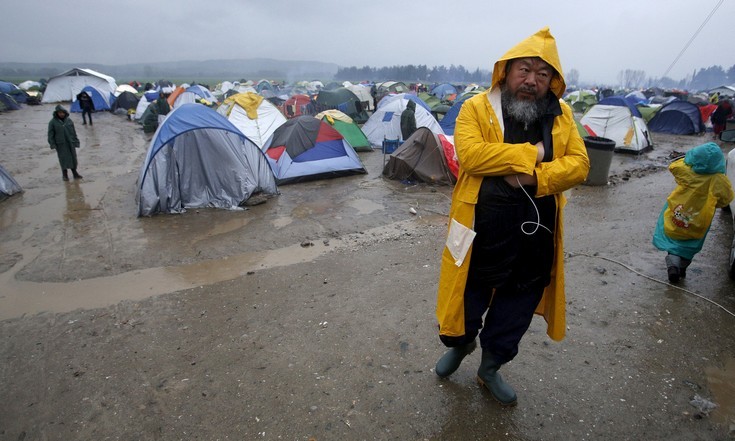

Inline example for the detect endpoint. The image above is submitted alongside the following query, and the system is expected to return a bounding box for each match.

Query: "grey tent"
[137,103,278,216]
[0,163,22,199]
[382,127,457,185]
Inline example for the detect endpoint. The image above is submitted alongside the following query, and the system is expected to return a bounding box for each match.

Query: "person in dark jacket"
[155,92,170,116]
[711,100,732,140]
[400,100,417,141]
[48,105,82,181]
[76,91,95,125]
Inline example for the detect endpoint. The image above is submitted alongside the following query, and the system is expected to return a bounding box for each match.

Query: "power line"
[659,0,725,83]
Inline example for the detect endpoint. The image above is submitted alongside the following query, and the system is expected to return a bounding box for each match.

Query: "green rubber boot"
[435,340,477,378]
[476,350,517,406]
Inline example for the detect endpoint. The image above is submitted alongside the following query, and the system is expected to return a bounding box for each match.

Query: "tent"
[439,91,482,135]
[115,84,139,96]
[172,85,217,108]
[362,96,444,147]
[0,81,29,104]
[0,163,22,199]
[315,88,369,124]
[635,105,660,123]
[342,82,374,111]
[382,127,458,185]
[217,92,287,150]
[708,85,735,99]
[699,103,718,131]
[316,109,371,152]
[580,104,652,154]
[0,93,21,111]
[137,103,278,216]
[263,115,367,185]
[647,100,705,135]
[41,68,117,103]
[71,85,114,112]
[111,91,140,113]
[282,94,314,118]
[18,80,41,91]
[598,96,643,116]
[134,94,155,120]
[378,93,432,113]
[564,89,597,113]
[431,83,457,101]
[418,92,442,111]
[376,81,409,98]
[624,90,648,105]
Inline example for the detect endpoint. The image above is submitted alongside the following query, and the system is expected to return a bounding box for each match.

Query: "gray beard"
[500,85,547,127]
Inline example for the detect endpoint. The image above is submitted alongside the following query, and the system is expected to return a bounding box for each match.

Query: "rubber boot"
[476,350,517,406]
[435,340,477,378]
[72,169,83,179]
[667,266,680,283]
[62,169,69,181]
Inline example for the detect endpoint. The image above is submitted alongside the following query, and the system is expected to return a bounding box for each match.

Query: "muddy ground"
[0,104,734,441]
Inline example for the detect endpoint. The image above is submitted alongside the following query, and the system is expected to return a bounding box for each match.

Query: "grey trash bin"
[583,136,616,186]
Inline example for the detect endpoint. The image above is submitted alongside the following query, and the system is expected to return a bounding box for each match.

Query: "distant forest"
[336,63,735,91]
[1,59,733,92]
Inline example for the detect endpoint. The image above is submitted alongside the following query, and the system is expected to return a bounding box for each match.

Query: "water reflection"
[63,180,92,223]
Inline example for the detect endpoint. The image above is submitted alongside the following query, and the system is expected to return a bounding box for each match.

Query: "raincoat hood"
[406,100,416,111]
[684,142,726,174]
[491,27,566,99]
[54,104,69,117]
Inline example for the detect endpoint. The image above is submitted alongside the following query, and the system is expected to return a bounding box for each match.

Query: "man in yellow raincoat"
[434,27,589,405]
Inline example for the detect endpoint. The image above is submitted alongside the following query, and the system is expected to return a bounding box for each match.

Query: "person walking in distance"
[76,90,95,125]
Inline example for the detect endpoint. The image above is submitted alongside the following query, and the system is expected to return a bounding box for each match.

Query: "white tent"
[134,96,154,120]
[708,85,735,98]
[362,96,444,147]
[115,84,138,96]
[41,68,117,103]
[217,92,287,150]
[343,82,374,111]
[580,104,653,153]
[18,80,41,91]
[172,85,217,109]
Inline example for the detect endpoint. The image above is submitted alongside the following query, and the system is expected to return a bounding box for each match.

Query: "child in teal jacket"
[653,142,734,282]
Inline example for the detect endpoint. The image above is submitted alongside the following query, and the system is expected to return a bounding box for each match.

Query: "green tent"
[316,110,371,152]
[315,87,369,124]
[565,90,597,114]
[575,119,589,138]
[636,105,660,123]
[418,92,441,110]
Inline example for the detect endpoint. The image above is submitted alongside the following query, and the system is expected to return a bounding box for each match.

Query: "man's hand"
[535,141,545,164]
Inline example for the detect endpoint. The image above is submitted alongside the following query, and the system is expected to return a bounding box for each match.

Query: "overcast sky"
[1,0,732,85]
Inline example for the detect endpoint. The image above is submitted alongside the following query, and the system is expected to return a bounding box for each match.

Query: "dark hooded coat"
[76,91,95,111]
[400,100,417,140]
[48,105,80,169]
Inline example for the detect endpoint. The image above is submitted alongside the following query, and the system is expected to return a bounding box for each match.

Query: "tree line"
[337,63,735,92]
[335,64,490,84]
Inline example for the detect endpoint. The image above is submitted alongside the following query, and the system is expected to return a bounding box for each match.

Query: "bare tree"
[617,69,647,89]
[565,68,580,87]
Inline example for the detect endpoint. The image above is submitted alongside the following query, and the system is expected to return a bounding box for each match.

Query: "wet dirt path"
[0,105,734,440]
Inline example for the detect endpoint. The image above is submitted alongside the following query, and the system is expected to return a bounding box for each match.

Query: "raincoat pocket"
[446,218,476,267]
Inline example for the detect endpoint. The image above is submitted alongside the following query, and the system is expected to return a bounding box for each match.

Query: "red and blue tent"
[264,116,367,185]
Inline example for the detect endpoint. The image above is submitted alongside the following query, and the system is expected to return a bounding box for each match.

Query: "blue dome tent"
[137,103,278,216]
[647,100,705,135]
[71,85,114,112]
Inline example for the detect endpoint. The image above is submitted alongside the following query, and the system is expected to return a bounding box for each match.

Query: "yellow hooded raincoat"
[436,27,590,342]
